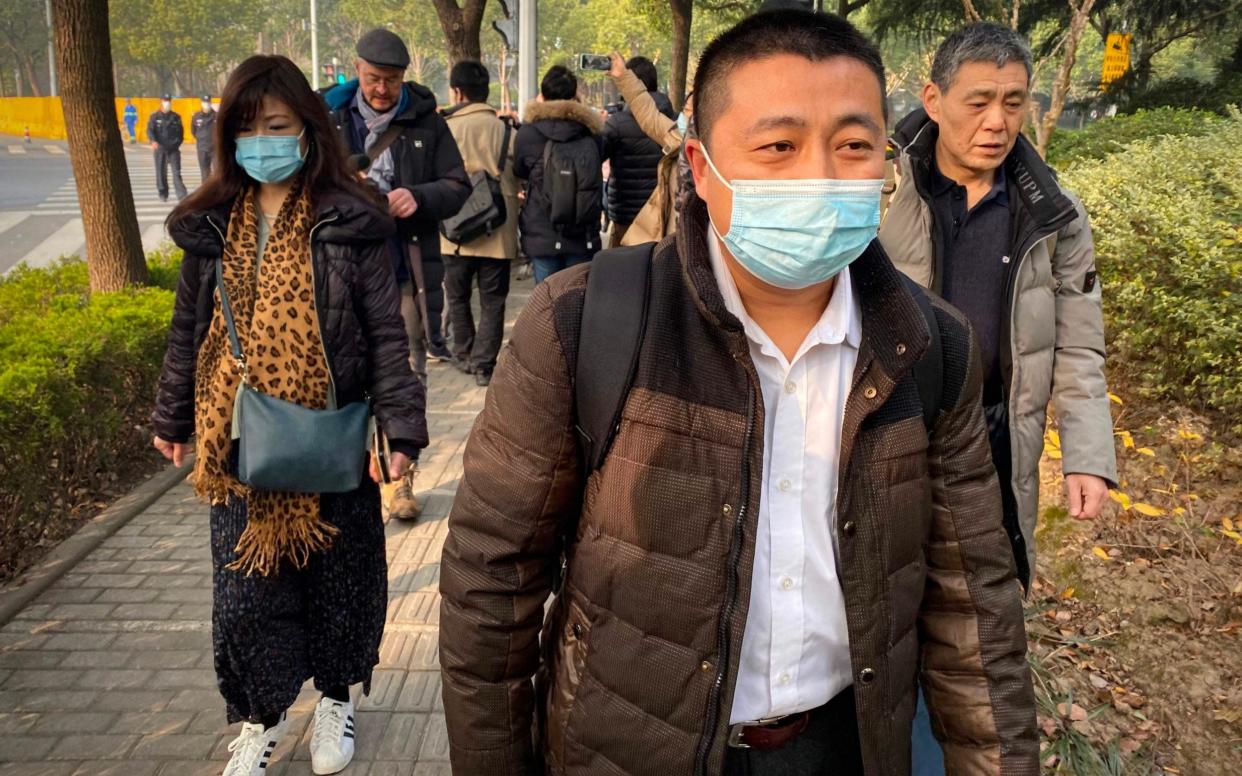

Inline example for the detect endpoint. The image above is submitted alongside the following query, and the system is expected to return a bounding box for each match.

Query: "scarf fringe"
[225,506,340,577]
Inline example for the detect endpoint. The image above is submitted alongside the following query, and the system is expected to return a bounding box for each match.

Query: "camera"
[577,54,612,72]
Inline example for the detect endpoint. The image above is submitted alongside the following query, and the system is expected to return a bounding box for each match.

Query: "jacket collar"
[674,194,931,381]
[444,102,496,120]
[169,188,395,256]
[523,99,604,135]
[892,107,1075,231]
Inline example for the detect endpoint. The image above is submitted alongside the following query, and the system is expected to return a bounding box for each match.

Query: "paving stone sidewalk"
[0,275,535,776]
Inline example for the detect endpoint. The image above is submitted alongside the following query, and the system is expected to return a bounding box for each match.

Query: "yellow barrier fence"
[0,97,206,144]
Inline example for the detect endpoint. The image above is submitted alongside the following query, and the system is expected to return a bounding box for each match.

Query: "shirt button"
[778,479,792,492]
[784,380,796,394]
[778,673,791,686]
[780,576,794,590]
[700,660,714,673]
[863,386,877,399]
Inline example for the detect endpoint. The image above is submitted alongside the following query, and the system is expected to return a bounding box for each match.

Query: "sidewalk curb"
[0,458,194,627]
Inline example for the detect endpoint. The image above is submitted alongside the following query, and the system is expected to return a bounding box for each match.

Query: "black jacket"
[323,80,471,266]
[148,110,184,150]
[602,91,675,225]
[191,110,216,151]
[152,188,427,454]
[513,99,604,257]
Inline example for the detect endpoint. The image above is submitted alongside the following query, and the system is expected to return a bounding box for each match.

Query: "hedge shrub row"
[1060,109,1242,429]
[0,250,180,577]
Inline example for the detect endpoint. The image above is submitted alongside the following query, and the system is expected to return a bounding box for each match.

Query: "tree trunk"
[1035,0,1097,158]
[669,0,692,111]
[431,0,486,64]
[19,52,42,97]
[52,0,148,292]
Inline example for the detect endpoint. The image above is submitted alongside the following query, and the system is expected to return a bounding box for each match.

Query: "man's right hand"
[608,52,626,80]
[153,436,188,467]
[150,142,158,151]
[387,188,418,219]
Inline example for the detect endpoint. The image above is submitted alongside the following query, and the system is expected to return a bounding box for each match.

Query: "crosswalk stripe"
[8,145,26,155]
[18,218,84,271]
[0,212,29,237]
[141,222,169,253]
[43,145,64,154]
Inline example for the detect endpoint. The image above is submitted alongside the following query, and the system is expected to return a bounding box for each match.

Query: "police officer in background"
[191,95,216,180]
[147,94,188,201]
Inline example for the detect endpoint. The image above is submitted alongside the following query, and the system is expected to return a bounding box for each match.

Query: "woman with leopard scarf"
[152,56,426,776]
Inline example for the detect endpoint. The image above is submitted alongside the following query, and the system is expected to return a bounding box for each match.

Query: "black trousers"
[422,257,447,352]
[197,144,214,180]
[444,255,511,373]
[154,146,187,199]
[723,688,864,776]
[984,401,1030,588]
[210,482,387,724]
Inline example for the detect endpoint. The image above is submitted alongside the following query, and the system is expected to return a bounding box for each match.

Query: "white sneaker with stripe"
[222,711,287,776]
[310,696,356,775]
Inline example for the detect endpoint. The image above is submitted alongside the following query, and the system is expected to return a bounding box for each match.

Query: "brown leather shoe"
[383,468,422,521]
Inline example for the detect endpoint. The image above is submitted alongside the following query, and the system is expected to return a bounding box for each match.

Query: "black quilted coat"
[602,90,675,225]
[150,189,428,453]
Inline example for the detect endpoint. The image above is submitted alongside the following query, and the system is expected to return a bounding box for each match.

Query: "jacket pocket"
[396,130,432,186]
[545,597,592,775]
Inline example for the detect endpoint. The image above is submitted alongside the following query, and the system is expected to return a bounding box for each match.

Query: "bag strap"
[909,285,943,432]
[496,119,512,174]
[574,242,656,473]
[214,258,245,366]
[366,124,404,162]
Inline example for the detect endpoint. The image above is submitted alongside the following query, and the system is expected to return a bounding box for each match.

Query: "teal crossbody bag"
[215,259,370,493]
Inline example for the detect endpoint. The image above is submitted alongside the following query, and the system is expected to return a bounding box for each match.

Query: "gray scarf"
[355,87,400,193]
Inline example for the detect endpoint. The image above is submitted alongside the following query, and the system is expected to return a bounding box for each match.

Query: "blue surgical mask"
[702,146,882,290]
[676,112,689,137]
[234,130,306,183]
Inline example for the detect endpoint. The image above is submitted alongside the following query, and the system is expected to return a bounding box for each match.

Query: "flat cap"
[356,28,410,70]
[161,93,172,101]
[201,94,212,102]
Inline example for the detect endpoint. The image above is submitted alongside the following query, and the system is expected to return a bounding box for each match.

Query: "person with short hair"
[879,24,1116,774]
[191,94,217,179]
[511,65,604,283]
[440,60,519,387]
[123,98,138,143]
[439,10,1037,776]
[148,94,188,201]
[321,27,471,522]
[601,55,676,246]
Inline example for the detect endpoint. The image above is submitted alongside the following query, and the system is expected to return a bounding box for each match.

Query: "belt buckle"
[727,715,788,749]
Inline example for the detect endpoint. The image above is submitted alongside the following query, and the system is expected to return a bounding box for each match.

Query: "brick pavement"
[0,275,535,776]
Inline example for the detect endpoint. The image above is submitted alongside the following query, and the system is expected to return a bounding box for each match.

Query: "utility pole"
[310,0,319,89]
[517,0,536,119]
[46,0,57,96]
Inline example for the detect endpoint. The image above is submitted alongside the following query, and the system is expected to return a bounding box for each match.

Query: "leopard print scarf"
[192,179,339,576]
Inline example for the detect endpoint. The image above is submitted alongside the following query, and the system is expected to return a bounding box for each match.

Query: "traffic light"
[337,72,346,84]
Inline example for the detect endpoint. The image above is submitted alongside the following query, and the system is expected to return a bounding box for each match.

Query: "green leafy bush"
[1046,108,1222,168]
[0,256,176,577]
[1060,110,1242,429]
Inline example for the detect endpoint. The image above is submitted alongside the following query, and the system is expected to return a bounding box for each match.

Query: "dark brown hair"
[168,54,375,231]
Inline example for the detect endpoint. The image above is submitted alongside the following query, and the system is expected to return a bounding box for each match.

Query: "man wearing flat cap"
[322,28,471,523]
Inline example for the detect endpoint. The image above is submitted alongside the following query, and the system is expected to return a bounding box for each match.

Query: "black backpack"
[573,244,944,474]
[541,136,602,237]
[440,119,512,247]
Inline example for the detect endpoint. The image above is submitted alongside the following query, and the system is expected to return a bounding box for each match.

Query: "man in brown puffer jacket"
[440,10,1037,776]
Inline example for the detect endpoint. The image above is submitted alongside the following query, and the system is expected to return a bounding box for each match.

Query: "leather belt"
[726,711,812,750]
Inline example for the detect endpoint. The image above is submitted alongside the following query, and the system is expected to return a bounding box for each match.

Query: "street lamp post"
[46,0,57,96]
[517,0,536,119]
[310,0,319,89]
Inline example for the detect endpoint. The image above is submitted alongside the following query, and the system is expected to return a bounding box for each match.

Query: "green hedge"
[1059,110,1242,428]
[0,249,180,577]
[1046,108,1223,168]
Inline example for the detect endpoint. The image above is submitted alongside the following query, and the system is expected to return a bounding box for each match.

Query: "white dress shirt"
[708,232,862,725]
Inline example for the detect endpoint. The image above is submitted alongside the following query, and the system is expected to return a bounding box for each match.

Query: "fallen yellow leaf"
[1172,507,1187,516]
[1061,587,1076,600]
[1108,392,1124,405]
[1047,429,1061,448]
[1116,430,1135,450]
[1132,503,1166,517]
[1109,490,1133,510]
[1177,429,1203,441]
[1135,447,1156,457]
[1224,517,1236,532]
[1092,546,1111,560]
[1223,529,1242,541]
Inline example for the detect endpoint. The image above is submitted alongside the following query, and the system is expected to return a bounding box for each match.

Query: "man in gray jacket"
[879,22,1116,774]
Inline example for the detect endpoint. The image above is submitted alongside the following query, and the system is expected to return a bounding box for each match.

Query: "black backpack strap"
[909,285,943,433]
[574,243,656,473]
[497,120,512,174]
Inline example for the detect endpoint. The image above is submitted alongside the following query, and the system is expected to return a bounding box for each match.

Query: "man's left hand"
[387,188,418,219]
[1066,473,1108,520]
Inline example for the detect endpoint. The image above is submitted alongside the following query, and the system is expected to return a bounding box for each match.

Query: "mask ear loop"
[698,144,735,193]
